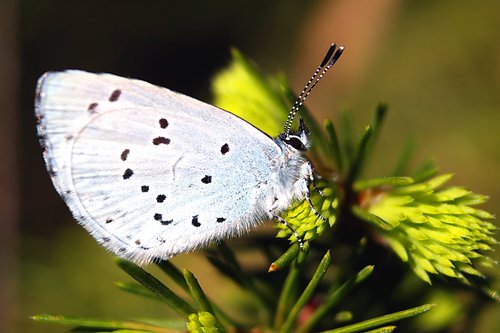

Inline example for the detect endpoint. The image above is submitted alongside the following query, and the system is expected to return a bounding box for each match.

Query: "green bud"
[277,181,338,244]
[186,311,225,333]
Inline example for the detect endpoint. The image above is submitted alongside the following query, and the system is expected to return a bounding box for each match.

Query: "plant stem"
[279,251,331,333]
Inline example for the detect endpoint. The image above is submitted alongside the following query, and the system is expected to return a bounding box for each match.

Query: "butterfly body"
[36,70,312,264]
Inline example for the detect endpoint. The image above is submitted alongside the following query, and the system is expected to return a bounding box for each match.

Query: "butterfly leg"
[273,214,305,249]
[305,162,327,222]
[307,161,324,196]
[310,173,324,196]
[305,185,328,223]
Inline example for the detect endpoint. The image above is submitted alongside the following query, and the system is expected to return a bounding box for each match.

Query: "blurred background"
[0,0,498,332]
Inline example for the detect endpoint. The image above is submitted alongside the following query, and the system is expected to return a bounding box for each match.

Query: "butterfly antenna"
[284,43,345,135]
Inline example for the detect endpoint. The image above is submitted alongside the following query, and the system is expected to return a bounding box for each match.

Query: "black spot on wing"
[192,215,200,227]
[201,175,212,184]
[109,89,121,102]
[216,217,226,223]
[156,194,166,203]
[159,118,168,128]
[154,213,172,225]
[153,137,170,145]
[141,185,149,192]
[221,143,229,155]
[88,102,98,113]
[123,168,134,179]
[121,149,130,161]
[105,218,113,224]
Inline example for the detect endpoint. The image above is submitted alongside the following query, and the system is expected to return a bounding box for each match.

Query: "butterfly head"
[279,117,311,152]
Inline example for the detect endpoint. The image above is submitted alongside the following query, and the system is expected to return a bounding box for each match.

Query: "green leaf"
[392,139,415,176]
[31,315,177,332]
[346,126,373,185]
[183,269,215,314]
[412,160,438,182]
[373,103,388,133]
[210,243,274,321]
[159,261,241,329]
[280,251,332,333]
[274,257,301,329]
[114,282,161,300]
[385,237,408,262]
[212,49,286,136]
[354,176,414,191]
[340,108,354,165]
[412,265,432,285]
[156,260,189,291]
[269,243,301,272]
[116,259,195,319]
[352,206,395,230]
[454,193,489,206]
[434,187,471,201]
[325,118,343,171]
[297,265,374,333]
[365,326,397,333]
[318,304,435,333]
[365,103,387,159]
[426,174,454,190]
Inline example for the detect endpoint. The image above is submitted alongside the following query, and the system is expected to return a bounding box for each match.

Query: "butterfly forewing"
[37,70,282,264]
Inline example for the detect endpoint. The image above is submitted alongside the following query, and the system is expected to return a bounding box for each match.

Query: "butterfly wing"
[36,70,282,264]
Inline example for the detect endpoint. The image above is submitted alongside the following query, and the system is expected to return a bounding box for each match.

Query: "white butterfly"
[36,44,344,265]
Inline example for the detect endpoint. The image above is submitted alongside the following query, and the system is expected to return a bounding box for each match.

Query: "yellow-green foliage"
[364,174,496,284]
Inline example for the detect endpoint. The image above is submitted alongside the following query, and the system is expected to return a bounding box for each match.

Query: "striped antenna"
[283,43,344,135]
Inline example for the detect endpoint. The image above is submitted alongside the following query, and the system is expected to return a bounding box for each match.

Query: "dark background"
[0,0,498,332]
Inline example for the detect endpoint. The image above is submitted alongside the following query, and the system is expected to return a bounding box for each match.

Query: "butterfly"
[35,44,344,265]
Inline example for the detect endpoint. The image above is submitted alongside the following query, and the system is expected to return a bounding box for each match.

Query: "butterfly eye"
[285,136,306,151]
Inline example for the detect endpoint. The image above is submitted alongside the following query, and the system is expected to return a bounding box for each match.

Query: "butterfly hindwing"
[36,70,282,264]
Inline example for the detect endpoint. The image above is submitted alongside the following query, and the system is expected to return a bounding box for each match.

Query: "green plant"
[32,49,497,332]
